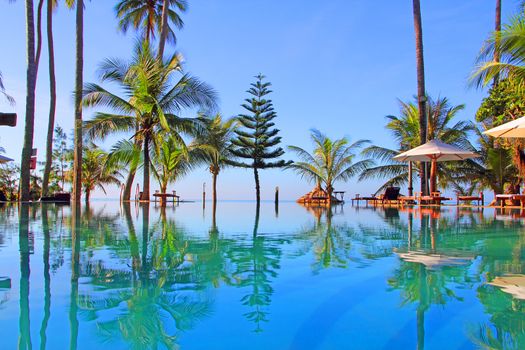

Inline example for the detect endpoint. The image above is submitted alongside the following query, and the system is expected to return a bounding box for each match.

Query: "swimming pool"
[1,202,524,349]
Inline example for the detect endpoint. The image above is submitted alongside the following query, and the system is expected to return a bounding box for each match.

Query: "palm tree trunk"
[494,0,501,84]
[71,0,84,204]
[141,133,150,201]
[158,0,170,59]
[412,0,428,195]
[429,158,437,193]
[122,170,135,201]
[84,188,90,204]
[42,0,57,196]
[254,167,260,203]
[20,0,38,202]
[35,0,44,75]
[326,183,334,204]
[212,170,218,206]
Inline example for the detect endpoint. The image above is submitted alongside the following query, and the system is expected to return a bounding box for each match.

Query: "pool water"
[1,201,525,349]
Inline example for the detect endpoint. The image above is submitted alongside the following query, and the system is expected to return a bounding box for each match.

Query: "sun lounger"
[418,191,451,205]
[456,192,484,206]
[351,194,379,206]
[496,194,525,208]
[380,187,401,204]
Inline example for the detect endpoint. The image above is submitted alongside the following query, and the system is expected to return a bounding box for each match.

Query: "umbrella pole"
[430,158,437,194]
[408,161,413,197]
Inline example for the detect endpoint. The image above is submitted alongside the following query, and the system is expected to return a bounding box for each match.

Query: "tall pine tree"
[230,74,291,202]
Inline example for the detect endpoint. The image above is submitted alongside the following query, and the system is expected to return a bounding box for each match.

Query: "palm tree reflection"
[18,204,32,350]
[76,203,212,348]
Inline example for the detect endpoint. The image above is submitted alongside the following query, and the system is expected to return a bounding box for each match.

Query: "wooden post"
[202,182,206,209]
[275,186,279,217]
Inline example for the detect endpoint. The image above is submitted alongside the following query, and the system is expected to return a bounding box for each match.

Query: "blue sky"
[0,1,515,200]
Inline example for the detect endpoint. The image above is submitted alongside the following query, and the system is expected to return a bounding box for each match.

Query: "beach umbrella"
[393,139,479,193]
[483,116,525,138]
[0,155,13,164]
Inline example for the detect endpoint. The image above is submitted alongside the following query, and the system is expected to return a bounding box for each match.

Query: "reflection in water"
[70,203,81,350]
[40,206,52,350]
[2,203,525,348]
[19,204,32,350]
[228,203,286,332]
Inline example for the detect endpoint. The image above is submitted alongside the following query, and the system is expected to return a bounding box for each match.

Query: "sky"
[0,0,516,200]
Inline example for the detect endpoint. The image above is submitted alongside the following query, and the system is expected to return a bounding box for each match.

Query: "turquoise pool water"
[1,202,524,349]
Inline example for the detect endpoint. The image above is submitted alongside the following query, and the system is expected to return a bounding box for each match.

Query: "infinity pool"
[1,201,524,349]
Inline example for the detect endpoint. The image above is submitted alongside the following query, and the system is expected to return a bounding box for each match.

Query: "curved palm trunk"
[254,167,260,203]
[122,170,136,201]
[35,0,44,74]
[72,0,84,204]
[42,0,57,196]
[158,0,170,59]
[20,0,38,202]
[412,0,428,195]
[141,134,150,201]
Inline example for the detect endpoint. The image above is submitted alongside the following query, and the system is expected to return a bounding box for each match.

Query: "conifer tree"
[230,74,291,202]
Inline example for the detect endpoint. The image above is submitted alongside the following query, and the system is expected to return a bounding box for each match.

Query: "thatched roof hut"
[297,184,341,205]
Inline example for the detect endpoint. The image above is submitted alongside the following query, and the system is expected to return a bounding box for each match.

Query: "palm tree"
[151,134,196,194]
[19,0,38,202]
[452,124,518,199]
[106,139,142,200]
[64,0,84,203]
[81,144,122,203]
[471,15,525,88]
[288,129,371,203]
[83,40,217,201]
[42,0,58,196]
[412,0,428,195]
[360,96,472,194]
[115,0,187,49]
[192,114,237,206]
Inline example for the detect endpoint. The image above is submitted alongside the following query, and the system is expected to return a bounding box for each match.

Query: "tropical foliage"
[288,129,371,201]
[83,40,217,200]
[80,144,123,203]
[360,96,473,194]
[192,113,238,204]
[115,0,187,44]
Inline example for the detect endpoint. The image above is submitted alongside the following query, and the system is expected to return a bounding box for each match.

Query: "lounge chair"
[351,193,379,206]
[380,187,401,205]
[456,192,483,206]
[496,194,525,208]
[418,191,451,205]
